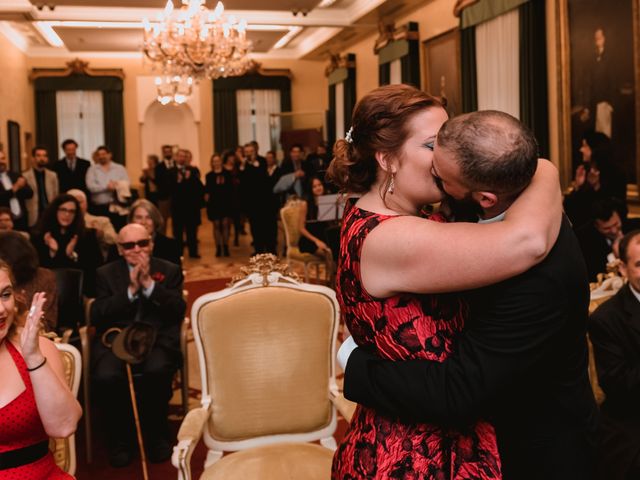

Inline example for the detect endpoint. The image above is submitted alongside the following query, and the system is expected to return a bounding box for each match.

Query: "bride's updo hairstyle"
[327,84,443,195]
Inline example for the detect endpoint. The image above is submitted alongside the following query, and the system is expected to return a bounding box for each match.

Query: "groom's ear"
[472,191,498,209]
[374,152,396,173]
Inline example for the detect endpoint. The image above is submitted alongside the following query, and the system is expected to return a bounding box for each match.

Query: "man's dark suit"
[343,217,599,479]
[169,165,203,257]
[53,157,91,193]
[0,171,33,231]
[91,257,186,448]
[589,285,640,479]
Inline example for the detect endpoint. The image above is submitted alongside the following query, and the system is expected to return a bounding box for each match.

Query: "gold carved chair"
[51,341,82,476]
[280,199,333,284]
[172,255,354,480]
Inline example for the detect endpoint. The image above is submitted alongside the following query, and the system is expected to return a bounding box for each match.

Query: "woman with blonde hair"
[0,260,82,479]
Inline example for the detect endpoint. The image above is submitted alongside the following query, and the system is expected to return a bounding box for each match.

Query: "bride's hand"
[20,292,46,368]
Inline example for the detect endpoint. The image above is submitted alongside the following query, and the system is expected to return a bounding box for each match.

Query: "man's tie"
[67,159,75,172]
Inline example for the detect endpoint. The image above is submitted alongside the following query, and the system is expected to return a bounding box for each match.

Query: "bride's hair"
[0,260,26,339]
[327,84,443,195]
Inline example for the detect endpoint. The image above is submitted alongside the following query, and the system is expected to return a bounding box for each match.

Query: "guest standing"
[205,153,233,257]
[170,149,203,259]
[53,139,91,194]
[22,146,58,230]
[0,150,32,232]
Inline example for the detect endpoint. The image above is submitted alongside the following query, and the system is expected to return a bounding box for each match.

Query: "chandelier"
[143,0,253,104]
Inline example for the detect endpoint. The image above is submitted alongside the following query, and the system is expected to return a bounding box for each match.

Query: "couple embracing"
[329,85,598,479]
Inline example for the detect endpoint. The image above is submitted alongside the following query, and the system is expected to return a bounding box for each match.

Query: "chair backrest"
[280,199,305,249]
[53,268,84,333]
[50,341,81,475]
[191,261,339,452]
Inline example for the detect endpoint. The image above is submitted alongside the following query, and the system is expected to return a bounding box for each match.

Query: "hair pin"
[345,127,353,144]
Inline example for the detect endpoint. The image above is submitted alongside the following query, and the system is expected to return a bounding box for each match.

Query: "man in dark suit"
[154,144,175,233]
[91,223,186,467]
[169,148,203,258]
[589,229,640,479]
[339,111,598,480]
[53,139,91,194]
[576,199,640,282]
[0,150,33,231]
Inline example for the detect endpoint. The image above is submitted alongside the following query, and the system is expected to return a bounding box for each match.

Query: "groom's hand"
[338,336,358,370]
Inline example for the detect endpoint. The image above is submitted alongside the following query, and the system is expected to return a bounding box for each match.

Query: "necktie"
[0,173,21,217]
[68,159,75,172]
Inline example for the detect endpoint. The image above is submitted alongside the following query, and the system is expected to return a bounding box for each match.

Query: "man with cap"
[90,223,185,467]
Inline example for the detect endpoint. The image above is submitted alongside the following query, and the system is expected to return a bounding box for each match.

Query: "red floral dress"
[0,341,72,480]
[332,206,501,479]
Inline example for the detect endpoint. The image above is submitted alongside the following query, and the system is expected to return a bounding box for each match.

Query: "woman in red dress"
[328,85,562,479]
[0,260,82,479]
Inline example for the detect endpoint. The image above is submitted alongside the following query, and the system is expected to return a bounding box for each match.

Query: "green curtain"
[379,64,390,86]
[213,87,239,153]
[34,91,58,164]
[103,90,126,165]
[34,75,124,164]
[519,0,549,157]
[213,74,292,152]
[461,25,478,113]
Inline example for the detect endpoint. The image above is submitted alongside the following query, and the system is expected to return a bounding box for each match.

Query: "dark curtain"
[34,75,124,164]
[519,0,549,158]
[379,64,390,86]
[34,91,58,163]
[401,23,421,87]
[460,25,478,113]
[344,54,357,133]
[213,74,292,152]
[213,88,239,153]
[103,90,125,165]
[328,84,336,150]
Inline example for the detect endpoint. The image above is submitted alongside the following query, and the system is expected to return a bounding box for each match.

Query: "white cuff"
[337,336,358,371]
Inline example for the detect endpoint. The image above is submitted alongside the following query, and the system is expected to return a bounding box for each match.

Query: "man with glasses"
[90,223,186,468]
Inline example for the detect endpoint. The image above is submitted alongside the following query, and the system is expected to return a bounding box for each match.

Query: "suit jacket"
[589,285,640,479]
[343,217,599,480]
[90,257,186,359]
[107,232,182,267]
[22,168,59,227]
[0,171,33,222]
[53,157,91,194]
[169,165,203,222]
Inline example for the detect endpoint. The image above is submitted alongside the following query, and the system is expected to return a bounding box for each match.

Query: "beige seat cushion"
[201,443,333,480]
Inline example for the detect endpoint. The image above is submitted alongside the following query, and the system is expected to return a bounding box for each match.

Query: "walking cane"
[102,323,157,480]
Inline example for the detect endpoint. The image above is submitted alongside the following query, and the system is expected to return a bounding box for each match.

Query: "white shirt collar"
[629,283,640,304]
[477,211,506,224]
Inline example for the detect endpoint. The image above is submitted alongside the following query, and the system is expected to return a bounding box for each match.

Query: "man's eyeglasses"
[119,239,151,250]
[58,207,77,215]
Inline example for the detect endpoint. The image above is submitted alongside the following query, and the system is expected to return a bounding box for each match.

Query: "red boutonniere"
[151,272,165,282]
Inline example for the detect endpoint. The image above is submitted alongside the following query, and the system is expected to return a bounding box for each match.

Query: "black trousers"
[92,341,177,448]
[172,213,198,257]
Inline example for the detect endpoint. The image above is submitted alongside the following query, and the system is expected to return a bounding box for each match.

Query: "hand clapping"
[20,292,46,368]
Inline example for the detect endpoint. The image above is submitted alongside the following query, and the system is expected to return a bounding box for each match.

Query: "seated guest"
[0,206,14,232]
[0,231,58,331]
[0,260,82,478]
[589,229,640,479]
[22,146,59,230]
[576,199,640,282]
[91,223,185,467]
[67,189,117,261]
[31,194,102,297]
[0,150,33,232]
[298,176,332,256]
[53,139,91,194]
[106,199,181,267]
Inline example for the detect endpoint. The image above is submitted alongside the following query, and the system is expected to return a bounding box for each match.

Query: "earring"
[387,173,395,194]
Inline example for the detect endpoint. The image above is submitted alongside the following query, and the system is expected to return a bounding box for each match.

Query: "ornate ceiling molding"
[373,21,419,54]
[29,58,125,80]
[324,52,355,76]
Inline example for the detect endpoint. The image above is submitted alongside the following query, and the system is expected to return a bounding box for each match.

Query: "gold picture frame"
[556,0,640,198]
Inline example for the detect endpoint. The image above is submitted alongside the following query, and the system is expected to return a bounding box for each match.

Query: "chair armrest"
[83,298,95,327]
[329,390,356,423]
[173,407,209,480]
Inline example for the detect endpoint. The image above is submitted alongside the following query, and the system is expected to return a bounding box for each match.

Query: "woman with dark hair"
[298,176,331,255]
[32,194,102,296]
[205,153,234,257]
[0,260,82,479]
[328,84,562,478]
[0,232,57,331]
[565,130,627,229]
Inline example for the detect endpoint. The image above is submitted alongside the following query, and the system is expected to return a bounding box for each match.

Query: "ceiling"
[0,0,432,61]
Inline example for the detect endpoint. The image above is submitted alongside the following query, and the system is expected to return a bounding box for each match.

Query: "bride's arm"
[361,160,562,296]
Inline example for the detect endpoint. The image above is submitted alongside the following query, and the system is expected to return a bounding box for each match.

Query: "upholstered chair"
[50,341,82,476]
[172,255,354,480]
[280,199,333,284]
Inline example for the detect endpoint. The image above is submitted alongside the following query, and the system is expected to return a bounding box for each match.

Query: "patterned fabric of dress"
[0,341,72,480]
[332,205,501,479]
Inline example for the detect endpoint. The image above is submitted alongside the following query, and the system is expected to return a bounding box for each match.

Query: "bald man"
[90,223,185,467]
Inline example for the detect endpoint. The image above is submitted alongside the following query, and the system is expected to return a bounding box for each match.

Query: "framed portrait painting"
[422,29,462,117]
[558,0,640,192]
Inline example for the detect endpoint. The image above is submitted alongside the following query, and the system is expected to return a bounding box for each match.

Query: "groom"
[339,111,599,480]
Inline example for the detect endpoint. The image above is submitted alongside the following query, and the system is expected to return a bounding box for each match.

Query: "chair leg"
[180,318,190,415]
[303,263,310,283]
